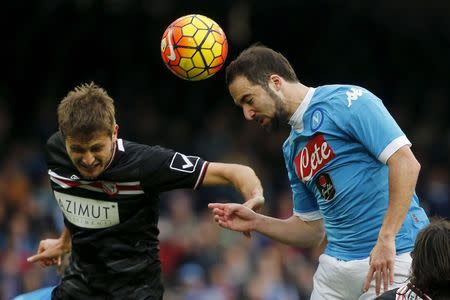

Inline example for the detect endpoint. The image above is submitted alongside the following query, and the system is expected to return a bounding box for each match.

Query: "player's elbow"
[290,218,325,248]
[308,228,326,248]
[412,158,421,174]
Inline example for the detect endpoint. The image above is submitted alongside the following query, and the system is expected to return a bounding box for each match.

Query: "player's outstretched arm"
[364,145,421,295]
[27,227,72,268]
[202,162,264,211]
[208,203,324,248]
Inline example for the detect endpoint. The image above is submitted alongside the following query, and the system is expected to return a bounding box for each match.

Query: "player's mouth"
[78,162,102,174]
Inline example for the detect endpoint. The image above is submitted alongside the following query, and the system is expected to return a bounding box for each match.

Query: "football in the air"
[160,14,228,81]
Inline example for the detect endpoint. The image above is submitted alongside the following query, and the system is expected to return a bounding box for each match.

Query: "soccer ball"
[160,14,228,81]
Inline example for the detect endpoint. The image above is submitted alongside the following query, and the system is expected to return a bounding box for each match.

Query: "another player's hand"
[208,203,257,234]
[27,238,69,268]
[243,195,264,213]
[241,195,264,237]
[363,237,396,296]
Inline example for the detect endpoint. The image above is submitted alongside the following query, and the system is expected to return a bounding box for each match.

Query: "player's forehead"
[229,76,262,105]
[65,131,111,147]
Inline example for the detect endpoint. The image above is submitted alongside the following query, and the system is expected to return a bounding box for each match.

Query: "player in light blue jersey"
[209,44,429,299]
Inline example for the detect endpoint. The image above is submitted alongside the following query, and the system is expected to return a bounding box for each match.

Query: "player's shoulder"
[45,131,72,168]
[312,84,381,112]
[46,131,65,150]
[313,84,370,102]
[117,138,176,167]
[119,139,173,157]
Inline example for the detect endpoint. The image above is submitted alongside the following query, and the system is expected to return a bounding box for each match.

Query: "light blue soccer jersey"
[283,85,429,261]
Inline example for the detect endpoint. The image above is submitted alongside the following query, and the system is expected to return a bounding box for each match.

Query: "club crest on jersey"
[310,109,324,132]
[170,152,199,173]
[315,172,335,201]
[294,134,335,182]
[101,182,118,196]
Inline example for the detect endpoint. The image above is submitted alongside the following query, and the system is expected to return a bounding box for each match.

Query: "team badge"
[102,182,118,196]
[170,152,199,173]
[315,172,335,201]
[310,109,324,132]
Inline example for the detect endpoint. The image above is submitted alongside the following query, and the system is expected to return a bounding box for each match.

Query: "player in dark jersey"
[27,82,265,300]
[375,218,450,300]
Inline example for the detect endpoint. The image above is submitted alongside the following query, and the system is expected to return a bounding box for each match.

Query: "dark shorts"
[51,275,164,300]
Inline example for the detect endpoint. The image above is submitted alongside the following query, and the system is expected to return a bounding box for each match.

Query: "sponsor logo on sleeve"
[170,152,200,173]
[294,134,335,182]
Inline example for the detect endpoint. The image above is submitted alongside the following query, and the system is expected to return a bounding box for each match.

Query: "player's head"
[225,44,299,131]
[409,218,450,299]
[57,82,118,179]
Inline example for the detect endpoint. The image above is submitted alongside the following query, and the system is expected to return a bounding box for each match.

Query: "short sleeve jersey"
[46,132,209,298]
[283,85,429,260]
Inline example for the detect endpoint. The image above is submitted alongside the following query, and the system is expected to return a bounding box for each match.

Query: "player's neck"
[284,82,310,117]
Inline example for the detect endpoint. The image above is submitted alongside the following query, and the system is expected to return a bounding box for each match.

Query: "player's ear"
[112,124,119,142]
[269,75,282,91]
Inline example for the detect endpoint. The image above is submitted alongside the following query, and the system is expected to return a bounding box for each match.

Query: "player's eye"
[70,147,85,154]
[90,146,104,153]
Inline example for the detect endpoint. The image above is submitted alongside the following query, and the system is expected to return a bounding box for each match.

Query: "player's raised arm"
[202,162,264,211]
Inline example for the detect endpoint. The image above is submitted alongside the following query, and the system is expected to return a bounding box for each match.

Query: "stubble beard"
[265,92,290,133]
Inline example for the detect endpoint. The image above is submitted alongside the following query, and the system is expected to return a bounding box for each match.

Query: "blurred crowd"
[1,1,449,299]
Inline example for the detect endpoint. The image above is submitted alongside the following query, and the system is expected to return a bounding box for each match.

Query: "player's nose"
[81,152,96,166]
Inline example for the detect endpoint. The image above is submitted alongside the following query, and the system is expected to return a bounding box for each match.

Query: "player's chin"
[261,122,273,133]
[79,167,103,179]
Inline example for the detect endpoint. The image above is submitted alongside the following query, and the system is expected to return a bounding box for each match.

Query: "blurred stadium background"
[0,1,448,299]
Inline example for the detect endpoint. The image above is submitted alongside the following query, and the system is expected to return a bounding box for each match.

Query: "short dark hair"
[225,43,299,88]
[410,217,450,298]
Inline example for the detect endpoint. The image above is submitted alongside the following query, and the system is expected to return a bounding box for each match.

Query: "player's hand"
[208,203,257,234]
[27,238,69,268]
[363,237,396,295]
[243,195,265,213]
[241,195,264,237]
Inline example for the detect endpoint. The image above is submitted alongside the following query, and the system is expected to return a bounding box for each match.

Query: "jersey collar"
[288,87,316,132]
[104,139,118,171]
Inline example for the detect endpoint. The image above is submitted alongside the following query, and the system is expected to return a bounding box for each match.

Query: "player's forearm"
[380,147,420,240]
[253,215,324,248]
[204,162,264,200]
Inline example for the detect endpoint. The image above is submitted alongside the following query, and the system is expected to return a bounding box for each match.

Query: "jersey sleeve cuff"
[378,135,411,164]
[293,210,323,221]
[194,161,209,190]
